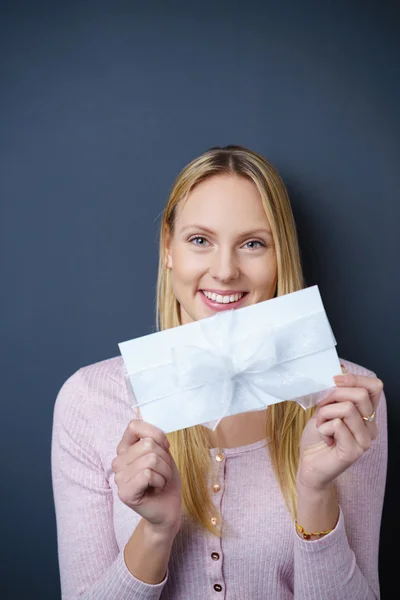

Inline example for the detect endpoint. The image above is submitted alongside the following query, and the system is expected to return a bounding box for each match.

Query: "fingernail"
[334,375,347,384]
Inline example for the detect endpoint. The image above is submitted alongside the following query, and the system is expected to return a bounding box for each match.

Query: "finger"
[144,469,167,491]
[112,436,171,473]
[125,452,173,486]
[317,386,374,421]
[116,420,170,456]
[316,402,375,451]
[332,373,384,411]
[318,418,371,463]
[117,469,165,507]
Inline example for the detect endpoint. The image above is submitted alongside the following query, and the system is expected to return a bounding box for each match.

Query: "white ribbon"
[125,309,336,431]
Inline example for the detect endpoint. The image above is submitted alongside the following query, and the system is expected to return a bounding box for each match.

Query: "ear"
[164,228,173,269]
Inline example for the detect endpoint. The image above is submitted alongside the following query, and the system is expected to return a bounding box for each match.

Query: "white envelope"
[119,285,341,434]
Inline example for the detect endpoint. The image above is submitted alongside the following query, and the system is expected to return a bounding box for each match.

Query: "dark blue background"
[1,1,399,598]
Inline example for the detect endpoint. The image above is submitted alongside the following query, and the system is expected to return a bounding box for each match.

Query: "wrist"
[296,463,336,494]
[296,479,335,497]
[124,517,178,584]
[142,518,181,542]
[296,483,339,540]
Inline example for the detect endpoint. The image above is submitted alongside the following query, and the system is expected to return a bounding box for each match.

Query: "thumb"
[317,421,335,447]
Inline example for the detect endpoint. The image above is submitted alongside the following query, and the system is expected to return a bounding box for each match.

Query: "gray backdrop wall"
[1,1,399,598]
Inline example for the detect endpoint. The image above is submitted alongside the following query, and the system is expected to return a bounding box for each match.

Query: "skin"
[165,173,278,447]
[165,173,277,324]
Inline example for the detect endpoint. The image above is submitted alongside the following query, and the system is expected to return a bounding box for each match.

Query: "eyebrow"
[180,224,273,238]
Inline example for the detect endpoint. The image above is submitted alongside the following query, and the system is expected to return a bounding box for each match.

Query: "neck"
[206,409,268,449]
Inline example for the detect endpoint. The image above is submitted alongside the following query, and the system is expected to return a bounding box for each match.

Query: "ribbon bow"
[126,308,336,432]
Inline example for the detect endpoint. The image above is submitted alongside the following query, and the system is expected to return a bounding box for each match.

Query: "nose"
[209,246,240,283]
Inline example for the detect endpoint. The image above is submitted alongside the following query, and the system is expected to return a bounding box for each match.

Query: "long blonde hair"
[156,145,317,535]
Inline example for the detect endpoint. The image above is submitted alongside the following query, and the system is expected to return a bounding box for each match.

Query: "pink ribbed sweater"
[51,356,387,599]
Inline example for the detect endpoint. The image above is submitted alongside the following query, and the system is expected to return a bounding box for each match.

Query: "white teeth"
[202,291,245,304]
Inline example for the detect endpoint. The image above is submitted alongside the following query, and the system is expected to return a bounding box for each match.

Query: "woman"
[51,145,387,599]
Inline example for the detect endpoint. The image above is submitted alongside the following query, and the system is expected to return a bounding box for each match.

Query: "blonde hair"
[156,145,317,535]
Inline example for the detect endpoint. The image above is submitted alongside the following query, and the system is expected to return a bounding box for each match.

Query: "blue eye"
[244,240,265,249]
[189,236,209,246]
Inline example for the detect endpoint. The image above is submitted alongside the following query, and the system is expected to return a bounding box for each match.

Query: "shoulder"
[53,356,136,433]
[75,355,127,393]
[55,355,126,404]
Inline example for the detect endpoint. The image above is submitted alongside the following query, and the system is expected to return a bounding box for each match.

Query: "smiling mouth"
[201,291,248,304]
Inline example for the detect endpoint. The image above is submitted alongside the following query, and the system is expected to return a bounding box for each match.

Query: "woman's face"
[165,174,278,325]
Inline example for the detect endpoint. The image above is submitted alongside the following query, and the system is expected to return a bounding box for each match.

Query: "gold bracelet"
[295,521,334,540]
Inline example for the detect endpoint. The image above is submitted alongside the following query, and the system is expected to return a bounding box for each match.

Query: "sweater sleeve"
[293,379,388,600]
[51,369,168,600]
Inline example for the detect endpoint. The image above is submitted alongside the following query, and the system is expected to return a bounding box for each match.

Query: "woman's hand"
[297,372,384,491]
[112,420,182,534]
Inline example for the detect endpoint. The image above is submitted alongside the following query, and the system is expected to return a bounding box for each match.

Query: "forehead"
[175,174,270,229]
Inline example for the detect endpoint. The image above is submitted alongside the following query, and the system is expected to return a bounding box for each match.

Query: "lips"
[199,290,249,312]
[202,290,245,303]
